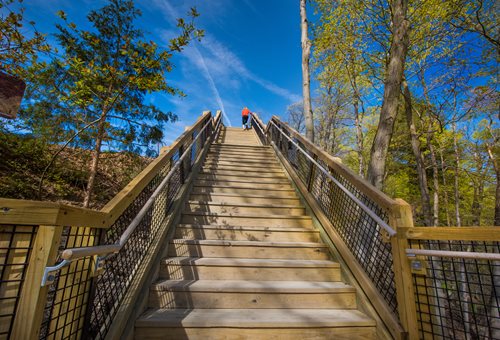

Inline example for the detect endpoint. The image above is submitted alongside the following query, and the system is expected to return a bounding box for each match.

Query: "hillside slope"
[0,132,151,209]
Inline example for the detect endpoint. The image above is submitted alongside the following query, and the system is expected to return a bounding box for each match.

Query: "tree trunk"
[485,130,500,226]
[83,111,107,208]
[427,132,440,226]
[452,122,462,226]
[439,148,452,226]
[300,0,314,143]
[367,0,409,189]
[354,99,365,177]
[403,79,432,225]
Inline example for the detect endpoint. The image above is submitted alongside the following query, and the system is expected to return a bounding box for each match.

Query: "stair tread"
[136,308,375,328]
[151,280,355,293]
[163,257,338,268]
[170,239,327,248]
[177,224,315,232]
[189,193,299,200]
[182,212,311,219]
[186,201,303,209]
[192,185,295,191]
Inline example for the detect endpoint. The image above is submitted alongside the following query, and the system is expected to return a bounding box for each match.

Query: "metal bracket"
[91,255,106,277]
[41,259,71,287]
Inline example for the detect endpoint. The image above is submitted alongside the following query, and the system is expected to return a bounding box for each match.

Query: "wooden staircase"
[135,127,376,339]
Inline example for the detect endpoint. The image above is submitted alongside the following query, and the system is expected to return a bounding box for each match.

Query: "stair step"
[205,156,279,165]
[149,280,356,309]
[197,174,288,183]
[199,169,286,178]
[189,193,300,206]
[207,151,274,158]
[185,202,305,216]
[135,309,376,340]
[207,152,275,160]
[203,160,282,169]
[194,180,293,190]
[181,212,313,228]
[201,165,284,174]
[160,257,340,281]
[175,224,319,242]
[167,239,330,259]
[192,185,297,197]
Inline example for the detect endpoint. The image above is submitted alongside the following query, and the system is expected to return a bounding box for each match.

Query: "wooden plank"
[270,116,396,211]
[11,225,63,340]
[389,199,419,339]
[272,144,406,340]
[0,198,108,227]
[404,226,500,241]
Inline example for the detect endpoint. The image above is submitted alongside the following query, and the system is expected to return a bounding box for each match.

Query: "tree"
[286,101,305,133]
[366,0,410,189]
[22,0,203,207]
[300,0,314,142]
[0,0,49,77]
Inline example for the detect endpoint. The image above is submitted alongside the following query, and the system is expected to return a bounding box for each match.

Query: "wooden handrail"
[269,116,397,212]
[404,226,500,241]
[0,198,108,227]
[0,111,212,229]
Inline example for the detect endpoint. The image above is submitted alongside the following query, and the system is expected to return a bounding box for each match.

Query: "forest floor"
[0,132,151,209]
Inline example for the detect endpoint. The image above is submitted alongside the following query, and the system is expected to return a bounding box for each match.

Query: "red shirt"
[242,108,250,116]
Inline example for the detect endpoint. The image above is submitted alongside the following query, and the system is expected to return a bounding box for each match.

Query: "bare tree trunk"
[83,110,107,208]
[452,122,462,226]
[485,120,500,226]
[300,0,314,143]
[354,99,365,176]
[427,132,440,226]
[367,0,409,189]
[439,148,452,226]
[403,78,432,225]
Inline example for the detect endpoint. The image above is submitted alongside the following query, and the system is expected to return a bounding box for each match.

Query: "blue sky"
[21,0,307,145]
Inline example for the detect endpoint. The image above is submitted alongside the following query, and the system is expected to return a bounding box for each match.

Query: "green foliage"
[22,0,203,153]
[0,0,50,77]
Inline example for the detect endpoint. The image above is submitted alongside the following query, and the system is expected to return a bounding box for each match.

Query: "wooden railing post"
[11,225,63,340]
[389,199,419,339]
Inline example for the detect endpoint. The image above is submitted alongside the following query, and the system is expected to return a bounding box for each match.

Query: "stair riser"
[194,181,293,190]
[160,265,340,281]
[201,167,284,175]
[181,215,313,228]
[205,157,278,164]
[167,244,329,260]
[199,170,286,178]
[135,327,377,340]
[197,175,289,183]
[149,290,356,309]
[185,204,305,216]
[189,194,300,206]
[206,153,275,160]
[204,160,281,167]
[192,187,297,197]
[207,152,274,159]
[175,227,319,242]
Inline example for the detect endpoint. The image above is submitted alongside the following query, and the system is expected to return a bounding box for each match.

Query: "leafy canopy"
[22,0,203,155]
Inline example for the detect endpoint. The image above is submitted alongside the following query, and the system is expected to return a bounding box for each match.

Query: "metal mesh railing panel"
[268,120,398,314]
[35,114,213,340]
[410,240,500,340]
[0,225,37,339]
[83,115,211,339]
[40,226,101,340]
